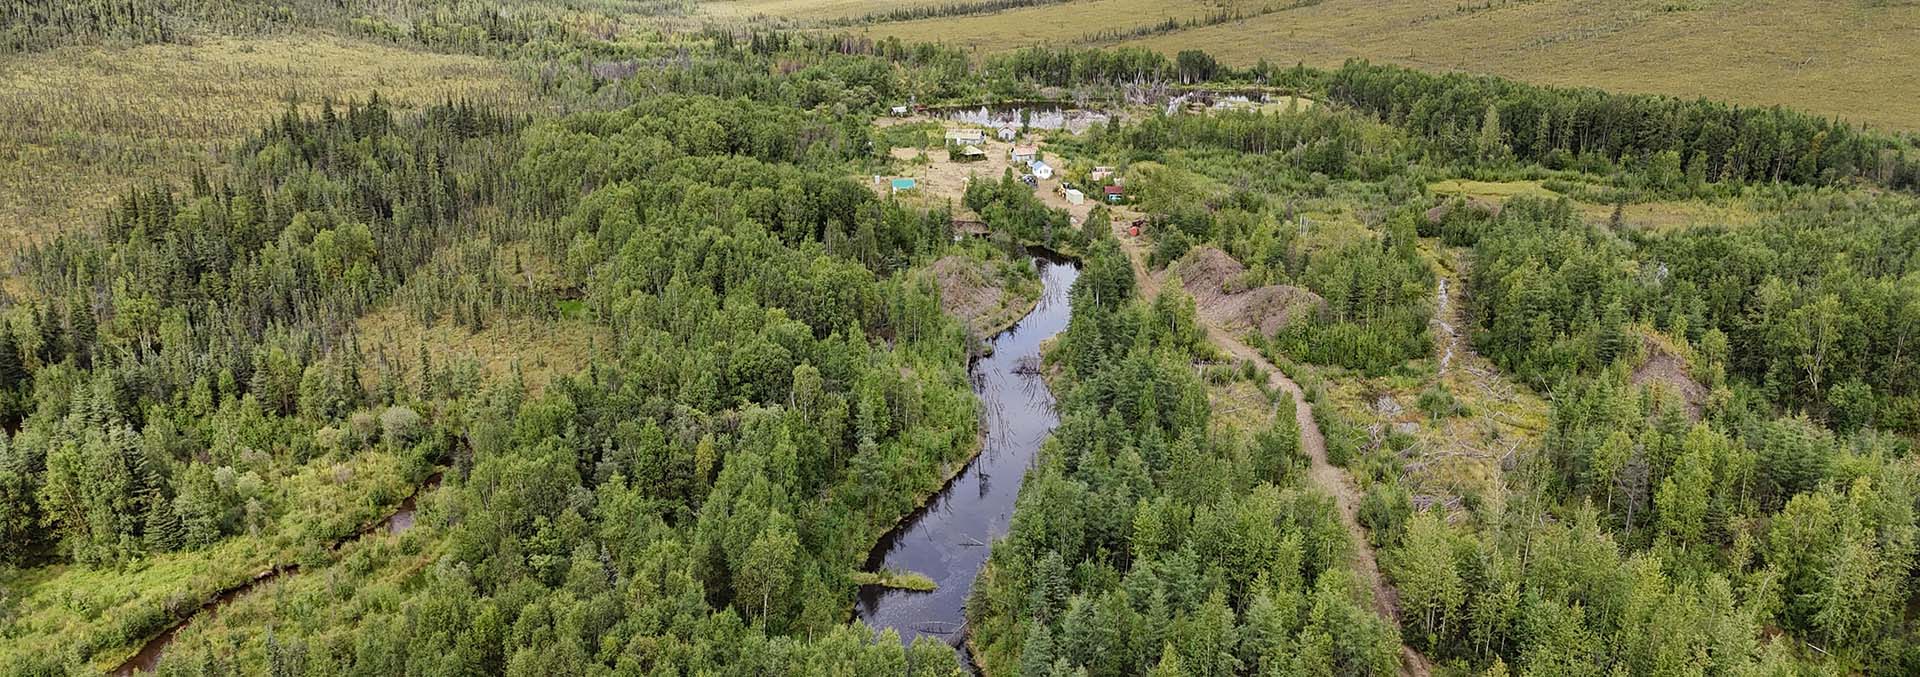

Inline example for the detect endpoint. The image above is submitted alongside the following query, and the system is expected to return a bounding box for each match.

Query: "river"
[855,252,1079,656]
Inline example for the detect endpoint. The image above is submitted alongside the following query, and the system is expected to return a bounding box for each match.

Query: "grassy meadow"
[0,33,533,253]
[1115,0,1920,130]
[713,0,1277,50]
[764,0,1920,131]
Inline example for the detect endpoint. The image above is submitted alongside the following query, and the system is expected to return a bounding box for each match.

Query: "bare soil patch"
[1631,334,1707,421]
[1165,246,1324,335]
[930,255,1010,332]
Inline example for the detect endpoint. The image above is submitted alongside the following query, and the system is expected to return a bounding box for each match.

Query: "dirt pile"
[930,256,1006,330]
[1166,247,1324,336]
[1631,334,1708,420]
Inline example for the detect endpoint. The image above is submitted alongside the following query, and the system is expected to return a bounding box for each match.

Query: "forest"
[1,1,1918,675]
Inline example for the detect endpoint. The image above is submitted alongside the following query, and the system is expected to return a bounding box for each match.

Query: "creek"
[855,252,1079,661]
[112,473,443,675]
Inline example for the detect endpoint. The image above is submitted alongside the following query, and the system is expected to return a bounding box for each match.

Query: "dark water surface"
[855,254,1079,650]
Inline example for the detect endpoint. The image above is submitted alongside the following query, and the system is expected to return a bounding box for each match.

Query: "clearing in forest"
[924,253,1044,338]
[1409,244,1549,506]
[1114,224,1435,677]
[874,118,1126,225]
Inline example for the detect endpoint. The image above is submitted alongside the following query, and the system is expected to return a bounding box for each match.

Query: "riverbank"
[109,469,446,674]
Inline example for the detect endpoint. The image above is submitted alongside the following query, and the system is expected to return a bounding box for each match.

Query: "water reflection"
[855,253,1080,652]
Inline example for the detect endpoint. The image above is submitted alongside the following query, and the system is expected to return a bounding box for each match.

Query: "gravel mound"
[1167,246,1324,335]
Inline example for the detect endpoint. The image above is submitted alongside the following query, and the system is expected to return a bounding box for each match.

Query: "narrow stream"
[856,253,1080,653]
[1436,277,1456,373]
[112,473,443,675]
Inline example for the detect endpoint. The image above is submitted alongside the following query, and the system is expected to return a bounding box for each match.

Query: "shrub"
[379,406,423,448]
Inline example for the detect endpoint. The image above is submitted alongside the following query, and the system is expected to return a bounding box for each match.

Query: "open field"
[0,33,532,252]
[1119,0,1920,131]
[700,0,962,21]
[719,0,1271,50]
[775,0,1920,131]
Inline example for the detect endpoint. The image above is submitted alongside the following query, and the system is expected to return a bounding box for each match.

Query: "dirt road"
[1115,227,1434,677]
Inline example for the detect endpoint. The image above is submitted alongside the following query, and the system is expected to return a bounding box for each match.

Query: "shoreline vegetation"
[850,569,940,591]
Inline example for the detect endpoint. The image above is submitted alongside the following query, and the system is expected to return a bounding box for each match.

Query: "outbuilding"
[1010,144,1039,163]
[1104,184,1125,203]
[1028,160,1053,180]
[997,126,1017,141]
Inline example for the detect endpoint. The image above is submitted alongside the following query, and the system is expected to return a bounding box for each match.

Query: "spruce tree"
[143,491,183,552]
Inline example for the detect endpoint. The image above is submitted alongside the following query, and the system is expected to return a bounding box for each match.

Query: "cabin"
[1010,144,1039,163]
[997,126,1017,141]
[1104,185,1125,203]
[1028,160,1054,180]
[957,144,987,161]
[945,128,985,146]
[1090,166,1114,182]
[890,178,917,194]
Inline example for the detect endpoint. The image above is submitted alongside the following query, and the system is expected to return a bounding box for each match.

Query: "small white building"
[1090,166,1114,182]
[1010,144,1039,163]
[1063,188,1085,205]
[1028,160,1053,180]
[890,105,910,116]
[997,126,1017,141]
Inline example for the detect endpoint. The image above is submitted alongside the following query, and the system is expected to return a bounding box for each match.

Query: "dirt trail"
[1116,228,1434,677]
